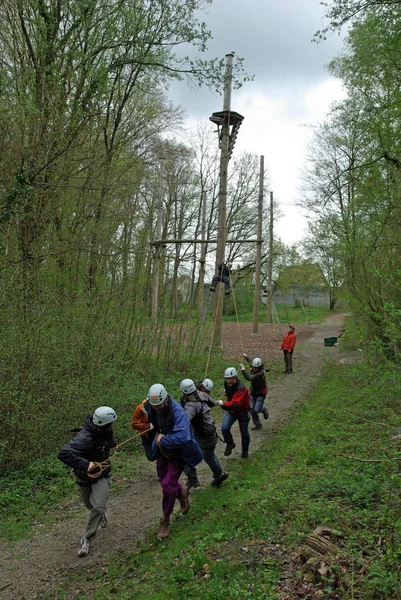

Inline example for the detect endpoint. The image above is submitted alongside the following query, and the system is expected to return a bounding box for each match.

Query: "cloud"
[168,0,348,244]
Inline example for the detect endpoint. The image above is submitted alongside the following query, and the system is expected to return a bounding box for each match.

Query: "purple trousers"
[157,456,185,518]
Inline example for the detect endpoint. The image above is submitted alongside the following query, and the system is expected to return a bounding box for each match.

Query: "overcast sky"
[169,0,347,245]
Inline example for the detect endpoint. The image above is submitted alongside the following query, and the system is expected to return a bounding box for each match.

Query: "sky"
[169,0,348,245]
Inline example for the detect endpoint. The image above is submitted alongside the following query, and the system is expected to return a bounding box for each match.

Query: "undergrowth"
[32,358,401,599]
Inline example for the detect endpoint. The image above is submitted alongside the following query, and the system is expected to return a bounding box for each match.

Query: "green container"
[324,337,338,346]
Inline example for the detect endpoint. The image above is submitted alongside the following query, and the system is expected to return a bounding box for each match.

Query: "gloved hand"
[239,363,245,370]
[217,400,224,406]
[243,353,248,359]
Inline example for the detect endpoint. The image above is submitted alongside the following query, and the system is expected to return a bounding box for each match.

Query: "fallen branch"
[339,453,400,463]
[0,582,13,591]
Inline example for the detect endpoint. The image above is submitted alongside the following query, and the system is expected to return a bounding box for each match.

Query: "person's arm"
[57,432,92,472]
[239,363,251,381]
[159,406,192,450]
[288,334,296,351]
[222,389,248,412]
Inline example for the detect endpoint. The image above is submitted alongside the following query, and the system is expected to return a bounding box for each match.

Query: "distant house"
[272,263,330,307]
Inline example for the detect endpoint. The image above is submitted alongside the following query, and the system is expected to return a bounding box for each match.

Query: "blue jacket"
[149,397,203,468]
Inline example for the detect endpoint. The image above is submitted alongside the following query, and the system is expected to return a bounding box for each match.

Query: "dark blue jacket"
[58,415,117,482]
[149,397,203,467]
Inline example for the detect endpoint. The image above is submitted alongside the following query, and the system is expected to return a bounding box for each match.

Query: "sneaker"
[100,510,108,528]
[224,443,236,456]
[178,485,190,515]
[210,287,215,292]
[241,450,249,459]
[262,407,269,420]
[186,478,200,491]
[251,423,262,430]
[211,472,229,487]
[78,537,90,557]
[156,517,170,541]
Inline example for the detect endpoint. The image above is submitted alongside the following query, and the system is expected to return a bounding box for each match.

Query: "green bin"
[324,337,338,346]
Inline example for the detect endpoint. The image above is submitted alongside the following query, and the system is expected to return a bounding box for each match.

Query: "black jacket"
[58,414,117,482]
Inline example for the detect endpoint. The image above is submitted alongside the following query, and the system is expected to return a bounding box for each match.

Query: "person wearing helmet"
[179,378,228,489]
[195,378,218,408]
[239,355,269,430]
[57,406,117,558]
[215,367,251,458]
[210,261,232,296]
[132,384,203,542]
[281,325,297,373]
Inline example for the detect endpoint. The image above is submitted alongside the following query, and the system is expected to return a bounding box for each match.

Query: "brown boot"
[178,485,190,515]
[156,517,170,541]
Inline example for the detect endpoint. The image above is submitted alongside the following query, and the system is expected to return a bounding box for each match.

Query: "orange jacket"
[131,400,152,437]
[281,331,296,352]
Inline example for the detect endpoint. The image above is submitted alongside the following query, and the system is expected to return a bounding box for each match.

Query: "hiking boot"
[241,450,249,458]
[186,478,200,491]
[224,443,236,456]
[100,510,108,528]
[178,486,190,515]
[211,472,229,487]
[251,423,262,430]
[210,287,215,292]
[262,407,269,420]
[156,518,170,541]
[78,537,90,557]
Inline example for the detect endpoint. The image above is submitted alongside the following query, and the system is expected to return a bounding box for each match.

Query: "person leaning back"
[57,406,117,558]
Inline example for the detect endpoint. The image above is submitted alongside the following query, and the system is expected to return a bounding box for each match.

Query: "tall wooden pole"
[198,190,207,316]
[151,161,164,323]
[265,191,274,323]
[252,156,264,334]
[213,53,233,348]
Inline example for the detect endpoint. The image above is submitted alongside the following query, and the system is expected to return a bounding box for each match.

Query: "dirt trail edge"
[0,314,348,600]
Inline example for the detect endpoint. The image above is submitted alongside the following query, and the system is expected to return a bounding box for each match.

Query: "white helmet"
[93,406,117,426]
[180,378,196,395]
[252,357,262,368]
[147,383,167,406]
[202,378,214,392]
[224,367,237,378]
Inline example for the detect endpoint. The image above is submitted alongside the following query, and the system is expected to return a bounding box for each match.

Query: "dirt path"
[0,314,348,600]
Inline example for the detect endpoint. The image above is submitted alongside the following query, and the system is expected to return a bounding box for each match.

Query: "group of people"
[57,325,296,556]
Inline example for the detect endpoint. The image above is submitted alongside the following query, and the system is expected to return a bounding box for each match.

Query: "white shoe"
[78,537,90,557]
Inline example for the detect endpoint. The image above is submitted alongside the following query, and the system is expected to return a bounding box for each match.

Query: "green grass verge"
[37,359,401,599]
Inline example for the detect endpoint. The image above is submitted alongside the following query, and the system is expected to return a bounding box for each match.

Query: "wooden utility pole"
[197,190,207,312]
[252,156,264,335]
[265,191,274,323]
[151,161,164,323]
[212,53,233,348]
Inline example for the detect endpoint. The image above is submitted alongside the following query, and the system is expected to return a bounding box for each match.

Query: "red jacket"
[281,331,296,352]
[222,379,250,415]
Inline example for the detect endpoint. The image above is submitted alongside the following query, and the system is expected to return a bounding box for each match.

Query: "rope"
[229,269,245,356]
[86,426,153,479]
[204,279,223,379]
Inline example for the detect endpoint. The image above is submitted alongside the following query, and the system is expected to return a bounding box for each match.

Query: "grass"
[20,358,401,599]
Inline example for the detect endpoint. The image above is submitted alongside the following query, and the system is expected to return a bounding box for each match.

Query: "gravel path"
[0,313,348,600]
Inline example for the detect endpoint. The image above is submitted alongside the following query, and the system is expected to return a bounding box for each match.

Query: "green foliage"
[5,356,401,597]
